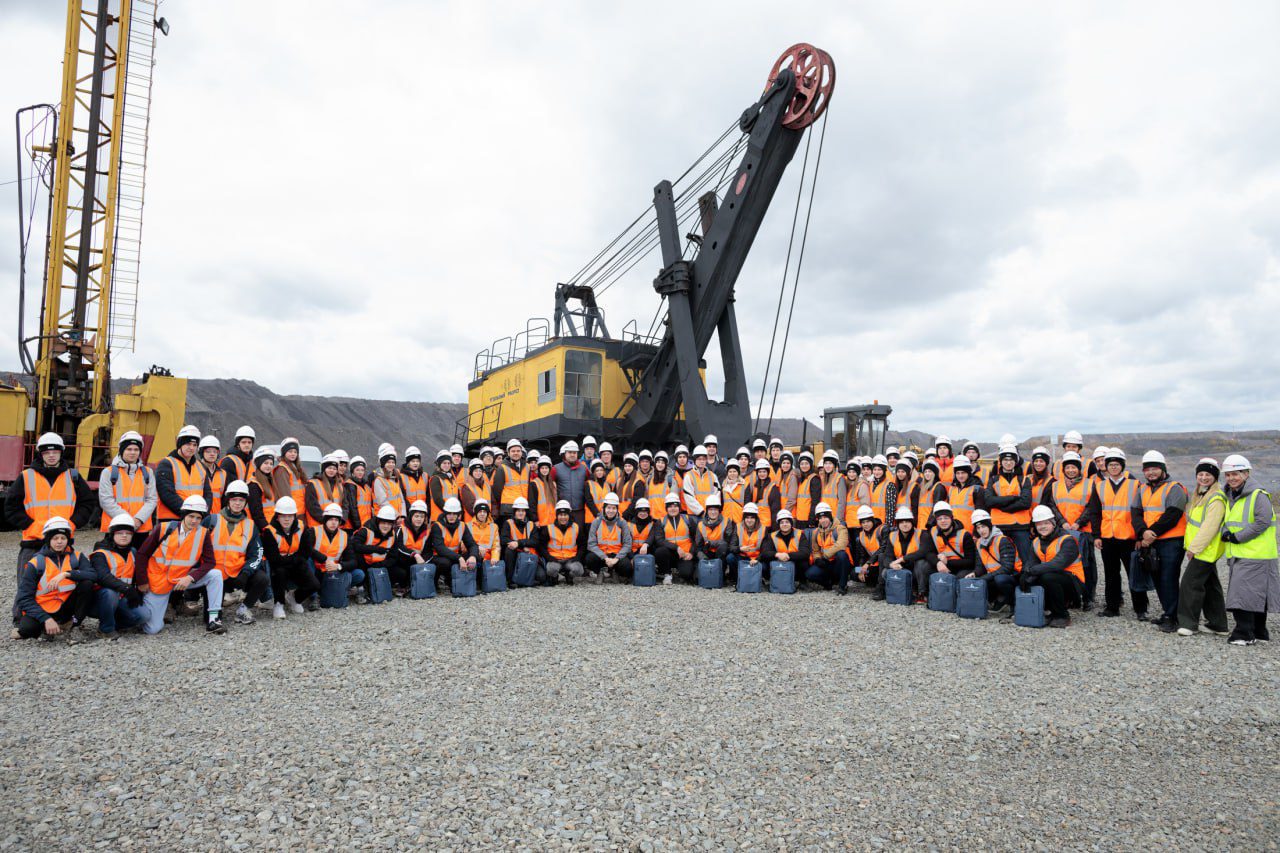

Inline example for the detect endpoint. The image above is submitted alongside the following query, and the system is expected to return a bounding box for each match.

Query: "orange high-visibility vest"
[507,518,538,554]
[403,524,429,553]
[978,531,1012,573]
[1051,478,1092,528]
[534,480,556,527]
[468,519,499,562]
[157,457,206,521]
[889,530,921,560]
[869,478,890,524]
[721,481,745,525]
[377,475,406,518]
[22,468,76,540]
[1033,532,1085,582]
[770,531,802,558]
[820,474,842,515]
[795,474,817,523]
[948,484,977,531]
[662,516,692,550]
[697,519,727,549]
[916,482,945,529]
[93,548,136,583]
[399,470,429,510]
[267,525,302,559]
[32,552,78,613]
[628,520,652,553]
[1027,475,1051,509]
[431,475,459,521]
[211,515,254,579]
[102,466,154,533]
[362,528,396,565]
[738,525,765,559]
[812,525,838,555]
[857,528,881,563]
[746,481,777,529]
[253,475,278,526]
[646,474,670,506]
[147,523,208,594]
[206,464,226,516]
[499,462,529,508]
[308,478,344,527]
[989,475,1031,527]
[595,520,624,555]
[350,481,373,529]
[1099,477,1138,540]
[779,472,800,514]
[547,523,579,560]
[315,528,349,570]
[221,454,248,484]
[931,528,968,561]
[1140,481,1188,540]
[586,480,610,524]
[685,469,718,513]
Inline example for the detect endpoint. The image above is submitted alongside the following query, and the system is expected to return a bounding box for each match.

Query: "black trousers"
[1231,609,1270,642]
[1027,569,1081,619]
[224,567,271,609]
[1178,558,1228,633]
[16,582,94,638]
[273,558,321,604]
[1099,537,1135,613]
[654,544,694,582]
[584,552,633,577]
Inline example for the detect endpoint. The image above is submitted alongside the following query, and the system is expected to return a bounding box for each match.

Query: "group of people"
[8,425,1278,646]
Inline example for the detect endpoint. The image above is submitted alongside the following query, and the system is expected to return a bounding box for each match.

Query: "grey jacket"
[1223,482,1280,613]
[587,515,633,560]
[98,455,158,528]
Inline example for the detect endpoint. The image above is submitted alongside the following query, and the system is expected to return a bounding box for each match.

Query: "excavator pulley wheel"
[767,43,836,129]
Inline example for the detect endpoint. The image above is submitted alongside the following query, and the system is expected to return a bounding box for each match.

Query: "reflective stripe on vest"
[812,526,838,554]
[212,515,254,578]
[1033,532,1084,582]
[820,475,842,514]
[400,471,429,509]
[1183,490,1226,563]
[378,475,406,517]
[989,475,1030,527]
[916,483,942,529]
[1052,478,1090,526]
[469,520,498,560]
[147,523,208,594]
[979,532,1009,573]
[739,525,765,559]
[353,482,373,527]
[547,523,579,560]
[33,553,77,612]
[22,468,75,540]
[1223,488,1278,560]
[363,529,395,564]
[157,458,206,521]
[316,528,349,570]
[1100,478,1138,540]
[269,526,302,557]
[931,529,967,561]
[779,472,799,514]
[93,548,136,583]
[586,481,610,523]
[771,531,801,557]
[721,482,745,524]
[949,484,977,530]
[662,517,691,550]
[596,520,624,555]
[858,529,881,561]
[507,519,537,554]
[890,530,921,559]
[795,475,816,522]
[102,466,152,533]
[1140,481,1188,540]
[403,525,429,553]
[308,478,345,526]
[870,478,890,523]
[686,469,717,512]
[629,520,652,552]
[747,483,776,529]
[697,519,726,548]
[499,462,529,507]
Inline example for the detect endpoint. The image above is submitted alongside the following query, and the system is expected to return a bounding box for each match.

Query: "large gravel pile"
[1,530,1276,849]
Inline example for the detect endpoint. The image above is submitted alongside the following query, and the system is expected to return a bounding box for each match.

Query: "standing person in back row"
[1175,458,1230,638]
[154,424,212,523]
[1133,451,1188,631]
[98,430,158,548]
[984,444,1033,566]
[1218,455,1280,646]
[553,440,588,537]
[1095,448,1140,619]
[274,438,309,521]
[398,447,429,514]
[371,444,405,521]
[219,426,256,492]
[306,455,346,528]
[490,438,530,521]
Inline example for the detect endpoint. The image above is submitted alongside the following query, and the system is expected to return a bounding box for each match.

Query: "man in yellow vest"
[1219,455,1280,646]
[1175,458,1229,637]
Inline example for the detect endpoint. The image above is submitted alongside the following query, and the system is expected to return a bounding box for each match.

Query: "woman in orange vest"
[1040,451,1101,609]
[733,503,768,580]
[850,505,885,589]
[304,502,361,602]
[1022,505,1086,627]
[398,447,430,517]
[89,513,150,636]
[793,452,819,526]
[428,497,481,592]
[692,493,736,584]
[501,497,545,584]
[262,495,318,616]
[628,498,657,558]
[843,459,871,530]
[344,456,374,530]
[272,438,309,523]
[490,439,531,519]
[1026,448,1053,511]
[352,504,403,601]
[371,445,406,521]
[584,460,612,524]
[934,436,956,485]
[806,503,850,593]
[467,498,502,567]
[875,507,934,602]
[776,452,799,516]
[428,451,459,522]
[13,517,96,641]
[531,458,558,527]
[135,495,225,635]
[912,460,948,530]
[760,509,810,584]
[398,499,433,569]
[305,456,347,528]
[1095,447,1140,618]
[98,430,158,547]
[720,460,746,526]
[744,460,781,530]
[199,435,224,514]
[539,500,583,585]
[655,493,695,585]
[586,492,633,582]
[969,509,1019,615]
[946,458,983,532]
[207,480,268,626]
[983,445,1034,567]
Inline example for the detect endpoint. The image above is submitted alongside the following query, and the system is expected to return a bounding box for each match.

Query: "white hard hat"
[224,479,250,498]
[751,438,767,450]
[468,458,484,470]
[814,501,832,516]
[754,459,771,471]
[623,452,639,464]
[438,448,454,462]
[376,505,399,522]
[1031,446,1050,460]
[961,440,980,453]
[409,500,429,515]
[1063,430,1084,446]
[253,446,275,461]
[674,444,689,456]
[404,446,422,460]
[638,449,653,459]
[872,454,888,467]
[769,437,783,448]
[704,434,718,445]
[894,507,915,522]
[885,446,900,456]
[199,435,220,451]
[377,442,396,460]
[822,449,840,463]
[691,445,708,458]
[903,451,919,463]
[742,502,759,515]
[448,443,463,455]
[512,497,530,510]
[555,500,572,512]
[527,450,541,462]
[1141,450,1167,467]
[176,425,201,443]
[473,498,490,511]
[581,435,597,447]
[280,437,301,451]
[1105,447,1127,462]
[634,498,650,510]
[118,430,144,449]
[333,449,349,463]
[952,457,972,469]
[799,450,815,462]
[933,501,953,515]
[561,440,579,455]
[971,509,992,525]
[735,446,750,457]
[775,509,793,521]
[998,444,1018,457]
[321,453,339,467]
[1031,505,1055,524]
[934,435,952,447]
[274,496,298,515]
[856,505,875,521]
[181,495,208,514]
[323,502,345,519]
[42,517,72,536]
[234,425,256,441]
[1092,446,1109,459]
[664,492,682,505]
[1061,451,1083,466]
[726,459,741,470]
[506,438,523,450]
[599,441,613,454]
[349,455,366,468]
[443,497,463,513]
[1221,454,1251,473]
[705,493,721,507]
[481,446,495,457]
[603,492,620,506]
[107,512,137,531]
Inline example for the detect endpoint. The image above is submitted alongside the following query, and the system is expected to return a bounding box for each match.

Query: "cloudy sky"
[2,1,1277,440]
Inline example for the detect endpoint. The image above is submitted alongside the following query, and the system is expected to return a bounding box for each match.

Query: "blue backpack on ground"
[885,568,912,605]
[1015,586,1046,628]
[633,554,656,587]
[928,572,957,612]
[319,571,350,609]
[737,561,762,592]
[697,558,724,589]
[956,576,988,619]
[481,561,508,593]
[409,563,436,600]
[769,561,796,594]
[367,565,393,604]
[451,564,478,598]
[513,553,538,588]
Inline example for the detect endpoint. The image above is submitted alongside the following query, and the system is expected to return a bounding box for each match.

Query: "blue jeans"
[1077,532,1097,604]
[988,571,1018,608]
[1001,527,1035,567]
[807,551,852,589]
[95,587,150,634]
[1146,538,1184,620]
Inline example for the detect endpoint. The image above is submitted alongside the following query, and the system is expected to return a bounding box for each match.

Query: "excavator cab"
[823,403,891,460]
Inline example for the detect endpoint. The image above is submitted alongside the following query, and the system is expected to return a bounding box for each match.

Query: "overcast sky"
[2,1,1277,441]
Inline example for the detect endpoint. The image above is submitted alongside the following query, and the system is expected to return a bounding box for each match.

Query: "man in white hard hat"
[1022,504,1085,628]
[1219,455,1279,646]
[580,436,598,466]
[1134,450,1189,630]
[1174,458,1229,638]
[135,495,226,635]
[586,492,633,582]
[541,499,584,585]
[155,425,213,524]
[760,509,809,584]
[983,444,1035,568]
[876,507,934,602]
[807,502,850,593]
[205,479,269,626]
[353,504,404,602]
[12,516,103,642]
[219,426,256,490]
[921,502,976,600]
[490,438,530,520]
[1095,447,1140,619]
[655,493,695,585]
[261,495,317,616]
[99,430,158,548]
[6,431,94,598]
[702,435,726,481]
[596,442,621,493]
[553,440,589,546]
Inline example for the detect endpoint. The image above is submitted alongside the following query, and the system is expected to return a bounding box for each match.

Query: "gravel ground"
[0,530,1276,850]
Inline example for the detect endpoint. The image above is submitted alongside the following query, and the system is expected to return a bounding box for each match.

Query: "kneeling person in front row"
[761,510,809,582]
[13,518,97,642]
[654,493,695,585]
[922,502,976,596]
[210,480,269,625]
[876,507,934,601]
[1022,505,1085,628]
[430,498,480,592]
[135,496,225,634]
[851,505,885,590]
[90,513,151,636]
[541,500,583,584]
[501,497,544,584]
[807,502,850,594]
[970,509,1017,613]
[586,492,633,582]
[304,502,360,599]
[693,494,736,584]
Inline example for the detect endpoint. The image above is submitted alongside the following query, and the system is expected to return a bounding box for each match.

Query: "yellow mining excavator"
[4,0,184,497]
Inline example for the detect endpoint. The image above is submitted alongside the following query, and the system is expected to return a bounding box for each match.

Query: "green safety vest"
[1223,488,1278,561]
[1183,490,1226,563]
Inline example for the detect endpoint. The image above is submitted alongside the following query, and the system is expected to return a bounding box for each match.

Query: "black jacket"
[4,460,95,546]
[15,545,96,620]
[155,451,213,518]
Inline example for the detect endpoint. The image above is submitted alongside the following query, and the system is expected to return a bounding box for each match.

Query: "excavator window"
[564,350,602,420]
[538,368,557,404]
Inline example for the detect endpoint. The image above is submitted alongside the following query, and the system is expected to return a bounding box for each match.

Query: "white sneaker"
[1175,627,1196,637]
[234,604,255,625]
[272,603,286,620]
[662,575,673,586]
[283,589,304,614]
